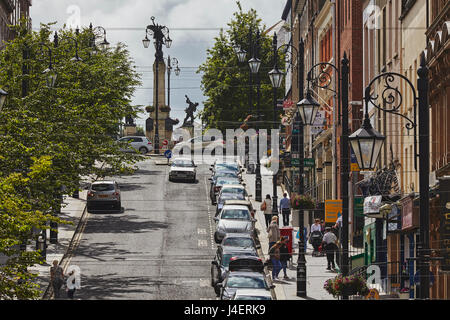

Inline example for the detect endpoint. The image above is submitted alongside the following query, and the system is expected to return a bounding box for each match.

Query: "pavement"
[28,190,88,299]
[242,165,338,300]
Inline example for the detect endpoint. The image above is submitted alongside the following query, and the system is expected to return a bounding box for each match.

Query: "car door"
[129,137,143,151]
[211,250,222,286]
[119,137,131,151]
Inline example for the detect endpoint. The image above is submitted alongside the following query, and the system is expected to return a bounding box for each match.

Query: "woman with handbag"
[261,194,273,228]
[267,216,280,250]
[50,260,64,299]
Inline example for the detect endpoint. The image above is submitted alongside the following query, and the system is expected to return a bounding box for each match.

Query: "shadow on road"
[82,214,170,234]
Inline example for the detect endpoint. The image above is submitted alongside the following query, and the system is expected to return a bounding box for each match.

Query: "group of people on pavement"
[260,191,340,279]
[50,260,78,300]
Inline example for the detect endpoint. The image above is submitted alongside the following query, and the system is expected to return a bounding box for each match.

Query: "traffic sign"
[162,139,169,146]
[164,150,172,159]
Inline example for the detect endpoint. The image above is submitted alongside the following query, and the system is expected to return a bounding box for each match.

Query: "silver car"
[87,180,121,212]
[168,158,197,182]
[214,204,256,243]
[118,136,153,154]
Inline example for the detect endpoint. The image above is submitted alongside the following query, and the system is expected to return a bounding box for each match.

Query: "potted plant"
[160,106,171,112]
[398,287,410,299]
[324,274,370,298]
[291,194,316,210]
[145,106,155,113]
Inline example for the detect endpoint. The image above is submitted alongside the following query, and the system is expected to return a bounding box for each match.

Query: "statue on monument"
[182,95,198,127]
[125,115,135,126]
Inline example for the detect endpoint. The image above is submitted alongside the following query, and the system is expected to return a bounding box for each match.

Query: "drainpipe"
[331,0,337,200]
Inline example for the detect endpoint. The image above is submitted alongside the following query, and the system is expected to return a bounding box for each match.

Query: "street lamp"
[143,16,172,154]
[0,88,8,110]
[349,54,431,299]
[297,90,320,125]
[89,24,110,51]
[300,51,350,299]
[166,56,180,109]
[349,115,385,171]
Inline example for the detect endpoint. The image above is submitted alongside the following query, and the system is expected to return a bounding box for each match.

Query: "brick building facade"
[0,0,32,48]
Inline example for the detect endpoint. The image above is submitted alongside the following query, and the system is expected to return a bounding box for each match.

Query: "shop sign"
[400,196,419,231]
[438,178,450,271]
[387,204,401,232]
[363,196,382,216]
[325,200,342,224]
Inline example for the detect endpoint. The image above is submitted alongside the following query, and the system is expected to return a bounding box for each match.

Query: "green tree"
[0,21,142,299]
[198,1,284,132]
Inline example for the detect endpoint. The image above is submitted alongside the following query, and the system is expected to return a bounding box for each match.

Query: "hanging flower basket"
[324,274,370,298]
[160,106,171,112]
[290,194,316,210]
[145,106,155,113]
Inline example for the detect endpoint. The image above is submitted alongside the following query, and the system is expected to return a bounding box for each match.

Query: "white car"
[214,204,256,243]
[168,158,197,182]
[232,289,273,300]
[118,136,153,154]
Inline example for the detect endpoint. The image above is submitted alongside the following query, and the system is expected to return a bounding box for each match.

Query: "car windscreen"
[172,160,194,167]
[221,188,245,196]
[91,184,115,191]
[226,275,267,289]
[222,237,254,248]
[215,164,239,171]
[216,178,240,186]
[219,193,246,203]
[221,209,250,220]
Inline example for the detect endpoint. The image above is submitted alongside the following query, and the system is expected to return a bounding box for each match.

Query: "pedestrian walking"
[50,260,64,299]
[268,241,283,281]
[267,216,280,250]
[279,236,292,279]
[66,269,77,299]
[261,194,273,228]
[322,227,338,270]
[320,219,325,233]
[279,193,291,227]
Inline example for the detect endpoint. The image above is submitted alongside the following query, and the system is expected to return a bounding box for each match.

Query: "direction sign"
[164,150,172,159]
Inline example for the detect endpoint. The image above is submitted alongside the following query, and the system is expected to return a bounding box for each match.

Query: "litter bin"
[280,227,293,255]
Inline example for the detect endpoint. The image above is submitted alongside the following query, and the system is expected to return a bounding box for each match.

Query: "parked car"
[215,190,248,216]
[210,245,258,295]
[216,257,273,300]
[168,158,197,182]
[87,180,121,212]
[174,135,226,155]
[220,233,256,248]
[213,204,256,243]
[209,171,241,204]
[117,136,153,154]
[210,161,242,176]
[210,176,242,205]
[231,289,273,300]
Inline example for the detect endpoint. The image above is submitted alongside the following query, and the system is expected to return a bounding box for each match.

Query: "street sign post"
[164,149,172,164]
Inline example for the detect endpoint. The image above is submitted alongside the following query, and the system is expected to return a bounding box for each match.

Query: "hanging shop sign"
[387,204,401,232]
[438,177,450,271]
[325,200,342,224]
[400,195,419,231]
[363,195,382,216]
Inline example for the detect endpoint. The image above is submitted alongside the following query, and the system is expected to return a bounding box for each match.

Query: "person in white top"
[310,219,322,233]
[322,227,338,270]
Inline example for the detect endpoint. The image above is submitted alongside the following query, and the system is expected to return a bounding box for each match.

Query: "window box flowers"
[290,194,316,210]
[324,274,370,298]
[398,287,410,299]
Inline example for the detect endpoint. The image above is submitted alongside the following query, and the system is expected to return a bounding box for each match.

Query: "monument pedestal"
[124,124,137,136]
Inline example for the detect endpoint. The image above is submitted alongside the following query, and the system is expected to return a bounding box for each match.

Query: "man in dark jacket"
[279,236,292,279]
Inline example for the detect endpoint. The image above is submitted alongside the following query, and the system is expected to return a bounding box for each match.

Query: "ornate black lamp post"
[297,52,350,299]
[89,23,110,51]
[166,55,180,109]
[349,54,431,300]
[267,33,284,218]
[143,16,172,154]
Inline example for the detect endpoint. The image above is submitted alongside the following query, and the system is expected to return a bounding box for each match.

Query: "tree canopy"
[198,1,285,132]
[0,21,142,299]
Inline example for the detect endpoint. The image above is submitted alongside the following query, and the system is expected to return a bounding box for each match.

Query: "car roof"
[221,184,245,189]
[221,246,256,254]
[92,180,115,184]
[172,157,193,162]
[227,271,265,277]
[221,205,250,211]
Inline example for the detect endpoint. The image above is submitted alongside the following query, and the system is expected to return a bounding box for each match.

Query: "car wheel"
[214,285,221,297]
[115,202,121,212]
[192,175,196,183]
[139,147,148,154]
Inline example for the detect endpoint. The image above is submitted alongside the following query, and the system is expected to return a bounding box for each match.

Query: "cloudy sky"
[31,0,286,129]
